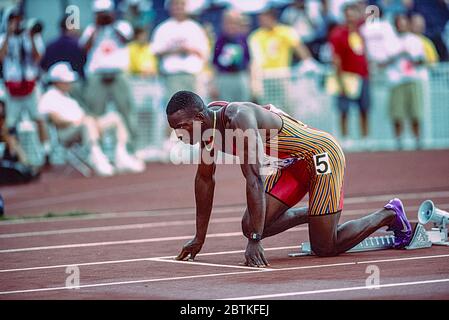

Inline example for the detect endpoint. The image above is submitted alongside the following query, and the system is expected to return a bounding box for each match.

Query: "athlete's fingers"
[252,256,262,268]
[261,254,270,267]
[246,257,257,268]
[175,249,189,261]
[254,255,264,268]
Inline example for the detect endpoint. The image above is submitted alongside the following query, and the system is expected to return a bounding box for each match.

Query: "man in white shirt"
[382,14,426,150]
[360,10,402,66]
[39,62,145,176]
[151,0,210,98]
[79,0,137,143]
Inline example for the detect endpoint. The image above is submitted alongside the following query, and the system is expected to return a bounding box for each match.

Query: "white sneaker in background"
[115,147,146,173]
[135,146,167,163]
[89,145,115,177]
[339,137,355,151]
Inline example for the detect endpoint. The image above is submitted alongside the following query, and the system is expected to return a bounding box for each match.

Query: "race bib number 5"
[313,153,332,175]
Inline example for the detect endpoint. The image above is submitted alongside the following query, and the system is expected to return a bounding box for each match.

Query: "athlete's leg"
[308,209,396,257]
[241,193,309,239]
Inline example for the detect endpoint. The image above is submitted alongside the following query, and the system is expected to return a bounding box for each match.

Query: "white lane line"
[0,246,298,273]
[152,245,300,260]
[0,270,255,296]
[5,179,187,211]
[8,181,449,212]
[3,202,448,239]
[2,190,448,226]
[1,254,448,296]
[0,232,238,254]
[354,254,449,265]
[0,227,306,254]
[0,206,244,226]
[149,258,273,271]
[343,190,449,205]
[0,217,242,238]
[221,278,449,300]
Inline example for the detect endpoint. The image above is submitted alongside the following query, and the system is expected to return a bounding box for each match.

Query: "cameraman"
[0,6,49,165]
[79,0,137,148]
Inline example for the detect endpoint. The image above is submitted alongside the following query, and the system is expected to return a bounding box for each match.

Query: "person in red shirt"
[329,3,370,149]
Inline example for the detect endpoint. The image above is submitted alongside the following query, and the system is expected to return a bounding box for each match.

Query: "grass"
[0,211,92,221]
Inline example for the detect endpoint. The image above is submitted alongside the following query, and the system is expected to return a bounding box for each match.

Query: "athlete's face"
[168,110,205,145]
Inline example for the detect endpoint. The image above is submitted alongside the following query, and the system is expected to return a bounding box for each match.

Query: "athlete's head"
[166,91,210,145]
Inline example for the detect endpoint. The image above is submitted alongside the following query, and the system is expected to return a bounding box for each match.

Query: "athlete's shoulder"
[207,101,230,108]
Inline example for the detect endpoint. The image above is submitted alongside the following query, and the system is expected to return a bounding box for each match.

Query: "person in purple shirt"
[211,9,251,102]
[41,16,86,80]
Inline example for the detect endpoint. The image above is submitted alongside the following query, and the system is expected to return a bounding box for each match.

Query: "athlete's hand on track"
[244,240,270,268]
[175,237,204,261]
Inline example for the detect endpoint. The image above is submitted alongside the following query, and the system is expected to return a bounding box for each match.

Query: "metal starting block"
[288,223,432,257]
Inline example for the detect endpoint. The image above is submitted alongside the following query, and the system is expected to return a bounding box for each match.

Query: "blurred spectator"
[128,27,158,76]
[119,0,155,30]
[410,13,439,64]
[329,3,370,148]
[41,15,86,79]
[413,0,449,61]
[383,14,426,149]
[79,0,137,145]
[280,0,328,59]
[328,0,353,23]
[444,20,449,56]
[0,6,49,161]
[0,85,40,184]
[211,9,251,102]
[39,62,145,176]
[0,85,27,164]
[378,0,412,22]
[281,0,318,43]
[361,6,400,66]
[151,0,210,98]
[249,7,312,112]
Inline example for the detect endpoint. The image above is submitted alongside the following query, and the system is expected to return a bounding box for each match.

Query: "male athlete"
[166,91,412,267]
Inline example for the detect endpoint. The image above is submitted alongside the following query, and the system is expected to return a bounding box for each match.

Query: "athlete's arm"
[230,105,269,267]
[176,160,216,261]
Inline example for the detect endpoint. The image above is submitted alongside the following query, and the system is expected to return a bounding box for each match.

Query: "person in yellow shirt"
[411,13,439,64]
[249,7,311,114]
[249,8,310,69]
[128,27,158,76]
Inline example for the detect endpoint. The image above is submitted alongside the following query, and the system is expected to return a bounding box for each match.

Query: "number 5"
[314,153,332,175]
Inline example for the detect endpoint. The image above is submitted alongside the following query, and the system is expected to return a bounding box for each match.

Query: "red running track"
[0,150,449,299]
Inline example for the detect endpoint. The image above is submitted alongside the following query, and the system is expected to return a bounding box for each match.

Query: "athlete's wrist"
[249,232,262,242]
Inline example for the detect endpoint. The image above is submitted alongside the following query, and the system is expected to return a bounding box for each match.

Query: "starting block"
[289,199,449,257]
[288,223,432,257]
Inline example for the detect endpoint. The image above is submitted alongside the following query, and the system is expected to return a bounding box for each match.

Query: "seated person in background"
[39,62,145,176]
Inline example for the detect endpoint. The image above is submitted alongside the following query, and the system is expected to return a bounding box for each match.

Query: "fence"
[258,63,449,151]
